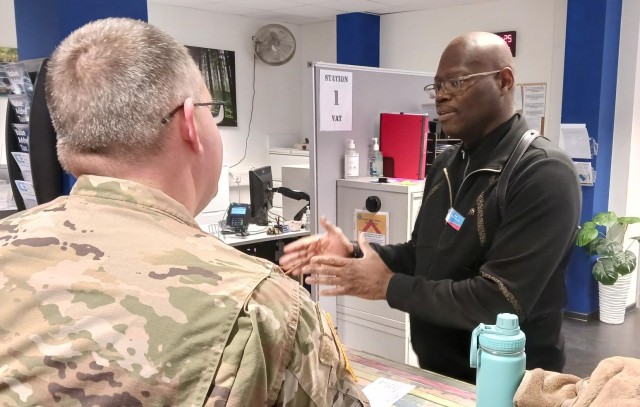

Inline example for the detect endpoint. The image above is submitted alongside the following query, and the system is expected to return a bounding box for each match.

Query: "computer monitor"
[249,166,273,226]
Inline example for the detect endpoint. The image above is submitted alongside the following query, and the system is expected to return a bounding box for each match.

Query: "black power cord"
[230,55,256,169]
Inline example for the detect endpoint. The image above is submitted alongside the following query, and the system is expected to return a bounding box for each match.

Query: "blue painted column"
[337,12,380,67]
[563,0,622,316]
[13,0,147,194]
[15,0,148,60]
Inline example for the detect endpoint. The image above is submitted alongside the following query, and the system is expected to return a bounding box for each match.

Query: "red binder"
[379,113,429,180]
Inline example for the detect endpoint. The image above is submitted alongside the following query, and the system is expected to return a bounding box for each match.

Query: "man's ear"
[499,67,515,95]
[182,98,203,153]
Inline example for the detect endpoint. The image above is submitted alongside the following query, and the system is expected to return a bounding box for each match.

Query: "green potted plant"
[576,211,640,324]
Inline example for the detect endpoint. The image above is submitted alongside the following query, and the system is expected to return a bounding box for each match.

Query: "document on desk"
[362,377,415,407]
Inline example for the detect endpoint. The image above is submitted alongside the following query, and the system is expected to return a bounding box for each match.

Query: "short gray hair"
[46,18,201,167]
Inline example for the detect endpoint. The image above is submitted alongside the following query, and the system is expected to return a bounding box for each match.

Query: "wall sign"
[319,69,352,131]
[495,31,517,57]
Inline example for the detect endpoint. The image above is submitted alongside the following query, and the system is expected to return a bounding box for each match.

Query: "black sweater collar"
[447,114,530,172]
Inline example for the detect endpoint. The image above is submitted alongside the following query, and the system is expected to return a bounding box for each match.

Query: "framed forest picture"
[187,46,238,127]
[0,47,19,97]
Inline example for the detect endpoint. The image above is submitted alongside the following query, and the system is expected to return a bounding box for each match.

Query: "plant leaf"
[576,227,599,247]
[582,221,597,230]
[592,212,617,227]
[593,258,618,285]
[606,223,626,243]
[618,216,640,225]
[613,250,637,276]
[594,239,622,257]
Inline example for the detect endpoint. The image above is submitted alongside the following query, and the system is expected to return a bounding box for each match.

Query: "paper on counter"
[362,377,415,407]
[15,180,37,209]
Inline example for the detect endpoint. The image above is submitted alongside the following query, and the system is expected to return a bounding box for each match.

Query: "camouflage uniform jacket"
[0,175,369,407]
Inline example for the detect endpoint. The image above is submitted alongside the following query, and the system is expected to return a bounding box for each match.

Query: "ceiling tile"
[287,0,335,4]
[370,0,442,14]
[231,0,301,10]
[370,0,429,5]
[281,15,328,24]
[320,0,384,13]
[151,0,500,24]
[195,2,263,15]
[278,4,343,18]
[252,12,327,24]
[150,0,213,8]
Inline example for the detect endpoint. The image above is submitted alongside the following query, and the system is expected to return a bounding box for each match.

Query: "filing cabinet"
[336,177,424,366]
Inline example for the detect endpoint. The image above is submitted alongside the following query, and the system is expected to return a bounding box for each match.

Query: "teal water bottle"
[470,313,526,407]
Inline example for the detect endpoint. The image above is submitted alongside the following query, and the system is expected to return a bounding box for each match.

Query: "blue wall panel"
[337,13,380,67]
[13,0,148,195]
[562,0,622,315]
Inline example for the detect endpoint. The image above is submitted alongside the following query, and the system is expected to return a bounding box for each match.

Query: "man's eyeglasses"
[423,70,502,99]
[161,102,218,124]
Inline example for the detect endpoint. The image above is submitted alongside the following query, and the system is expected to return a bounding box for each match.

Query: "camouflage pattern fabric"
[0,175,368,406]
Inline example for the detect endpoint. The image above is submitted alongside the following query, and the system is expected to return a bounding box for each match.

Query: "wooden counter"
[348,349,476,406]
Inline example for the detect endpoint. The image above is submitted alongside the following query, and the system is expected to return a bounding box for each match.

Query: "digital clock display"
[495,31,517,57]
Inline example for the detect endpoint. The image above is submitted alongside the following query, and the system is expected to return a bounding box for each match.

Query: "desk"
[348,349,476,406]
[203,223,310,265]
[220,227,310,247]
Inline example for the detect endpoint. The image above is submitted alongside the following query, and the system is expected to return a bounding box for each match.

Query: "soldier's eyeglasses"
[161,102,217,124]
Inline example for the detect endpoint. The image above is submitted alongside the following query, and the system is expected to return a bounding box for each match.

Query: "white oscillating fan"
[253,24,296,66]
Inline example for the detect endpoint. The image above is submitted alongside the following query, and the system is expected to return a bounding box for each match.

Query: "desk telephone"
[225,203,251,236]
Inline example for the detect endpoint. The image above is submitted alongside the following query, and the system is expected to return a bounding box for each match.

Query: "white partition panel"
[308,62,436,319]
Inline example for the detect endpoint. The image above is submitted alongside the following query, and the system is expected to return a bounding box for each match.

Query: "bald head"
[434,32,517,146]
[444,32,514,73]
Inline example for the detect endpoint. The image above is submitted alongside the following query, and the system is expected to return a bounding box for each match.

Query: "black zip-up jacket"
[374,114,581,383]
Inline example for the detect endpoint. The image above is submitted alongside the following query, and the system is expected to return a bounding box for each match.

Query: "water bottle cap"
[495,313,520,335]
[478,331,526,353]
[346,139,356,149]
[478,313,526,353]
[371,138,380,150]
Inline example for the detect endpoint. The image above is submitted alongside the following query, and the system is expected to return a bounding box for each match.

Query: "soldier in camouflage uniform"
[0,18,368,406]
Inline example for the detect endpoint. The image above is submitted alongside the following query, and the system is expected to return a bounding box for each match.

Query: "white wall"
[379,0,567,142]
[611,0,640,306]
[0,0,17,168]
[0,0,17,48]
[148,3,304,186]
[299,20,336,145]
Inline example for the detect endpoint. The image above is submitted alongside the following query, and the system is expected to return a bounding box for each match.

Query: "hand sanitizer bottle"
[368,138,383,177]
[344,139,359,178]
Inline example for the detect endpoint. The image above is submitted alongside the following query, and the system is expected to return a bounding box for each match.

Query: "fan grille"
[254,24,296,66]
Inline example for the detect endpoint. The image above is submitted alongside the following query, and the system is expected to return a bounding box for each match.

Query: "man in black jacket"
[280,32,581,383]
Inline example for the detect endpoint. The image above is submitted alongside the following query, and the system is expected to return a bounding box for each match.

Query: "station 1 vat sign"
[319,69,352,131]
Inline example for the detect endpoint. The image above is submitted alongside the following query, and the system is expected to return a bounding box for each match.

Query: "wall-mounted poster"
[186,46,237,127]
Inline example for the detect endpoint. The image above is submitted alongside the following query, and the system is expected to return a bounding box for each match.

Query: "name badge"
[445,207,465,231]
